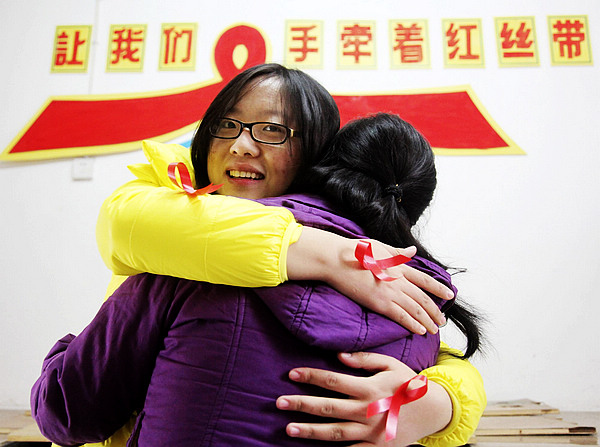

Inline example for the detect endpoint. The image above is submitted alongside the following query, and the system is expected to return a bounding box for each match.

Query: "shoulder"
[259,193,366,238]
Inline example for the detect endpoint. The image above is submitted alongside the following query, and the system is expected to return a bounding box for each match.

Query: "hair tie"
[383,184,403,204]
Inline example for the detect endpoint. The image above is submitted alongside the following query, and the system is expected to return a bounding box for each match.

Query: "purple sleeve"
[256,256,456,352]
[30,274,177,446]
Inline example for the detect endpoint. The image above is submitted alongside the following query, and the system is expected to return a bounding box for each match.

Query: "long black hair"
[191,63,340,190]
[304,113,484,358]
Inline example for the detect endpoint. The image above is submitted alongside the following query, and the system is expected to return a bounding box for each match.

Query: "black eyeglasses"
[209,118,297,145]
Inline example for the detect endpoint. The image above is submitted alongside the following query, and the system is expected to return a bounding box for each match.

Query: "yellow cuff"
[279,223,303,282]
[416,343,486,447]
[417,369,462,446]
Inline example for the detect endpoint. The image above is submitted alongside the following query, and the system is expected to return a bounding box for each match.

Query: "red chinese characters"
[338,20,376,68]
[160,24,197,70]
[443,19,484,67]
[107,24,147,72]
[285,21,323,68]
[495,17,539,66]
[390,20,430,68]
[50,17,594,74]
[51,26,92,73]
[549,16,593,65]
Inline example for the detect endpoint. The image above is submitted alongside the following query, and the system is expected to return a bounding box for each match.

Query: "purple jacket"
[31,194,455,447]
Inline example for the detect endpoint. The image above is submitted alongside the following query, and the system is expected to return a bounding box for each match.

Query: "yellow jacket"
[96,141,302,296]
[89,141,485,447]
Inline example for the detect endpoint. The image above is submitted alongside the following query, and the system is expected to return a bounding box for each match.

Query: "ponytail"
[305,113,484,358]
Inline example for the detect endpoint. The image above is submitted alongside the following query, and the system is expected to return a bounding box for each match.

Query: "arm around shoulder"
[97,177,302,287]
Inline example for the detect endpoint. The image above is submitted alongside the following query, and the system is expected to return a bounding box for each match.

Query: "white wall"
[1,0,599,411]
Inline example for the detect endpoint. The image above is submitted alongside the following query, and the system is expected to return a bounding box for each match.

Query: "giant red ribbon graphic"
[168,162,221,196]
[367,375,428,442]
[354,240,412,281]
[2,24,518,161]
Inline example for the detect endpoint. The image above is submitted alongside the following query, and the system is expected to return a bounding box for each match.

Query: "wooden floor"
[1,406,598,446]
[0,410,48,445]
[472,411,599,446]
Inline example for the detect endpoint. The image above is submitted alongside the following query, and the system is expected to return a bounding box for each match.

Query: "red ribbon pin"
[168,162,222,196]
[354,240,412,281]
[367,375,428,441]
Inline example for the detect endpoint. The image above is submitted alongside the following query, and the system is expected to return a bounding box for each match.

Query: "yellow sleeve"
[96,141,302,289]
[418,343,486,447]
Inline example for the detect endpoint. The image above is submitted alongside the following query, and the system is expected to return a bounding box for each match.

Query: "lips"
[227,169,265,180]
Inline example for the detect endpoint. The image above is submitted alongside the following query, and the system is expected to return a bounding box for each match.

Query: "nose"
[229,128,260,157]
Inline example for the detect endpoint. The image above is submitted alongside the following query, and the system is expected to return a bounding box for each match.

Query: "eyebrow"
[226,108,286,124]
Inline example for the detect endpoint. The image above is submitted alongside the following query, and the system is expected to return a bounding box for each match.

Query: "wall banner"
[2,22,528,161]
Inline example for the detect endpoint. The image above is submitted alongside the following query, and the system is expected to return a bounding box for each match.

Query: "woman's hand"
[276,352,453,446]
[287,227,453,334]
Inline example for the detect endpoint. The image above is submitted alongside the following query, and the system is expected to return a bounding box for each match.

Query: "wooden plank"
[6,422,48,442]
[0,409,48,443]
[0,409,36,433]
[484,399,561,416]
[476,414,596,436]
[472,434,598,445]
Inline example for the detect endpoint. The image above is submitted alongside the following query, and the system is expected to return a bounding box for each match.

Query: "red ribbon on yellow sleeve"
[367,374,428,441]
[168,162,222,196]
[354,240,412,281]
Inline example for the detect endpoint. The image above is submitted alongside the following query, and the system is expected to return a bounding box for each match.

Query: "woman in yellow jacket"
[94,64,486,446]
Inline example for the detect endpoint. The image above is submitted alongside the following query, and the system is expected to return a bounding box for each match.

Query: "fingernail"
[289,370,301,380]
[277,398,290,409]
[340,352,352,358]
[446,291,454,299]
[288,425,300,436]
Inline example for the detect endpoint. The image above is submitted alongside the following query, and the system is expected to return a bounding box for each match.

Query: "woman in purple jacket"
[31,112,482,446]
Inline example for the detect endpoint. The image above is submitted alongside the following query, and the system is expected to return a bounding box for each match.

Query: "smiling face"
[206,78,301,200]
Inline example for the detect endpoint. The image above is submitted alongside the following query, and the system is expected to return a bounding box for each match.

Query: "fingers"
[276,394,366,421]
[395,267,449,329]
[371,240,416,260]
[394,245,417,258]
[402,264,455,301]
[336,351,397,372]
[286,367,369,398]
[366,242,449,333]
[337,352,417,385]
[284,421,372,442]
[382,291,438,335]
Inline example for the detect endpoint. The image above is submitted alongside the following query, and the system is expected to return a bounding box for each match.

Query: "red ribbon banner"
[168,162,221,196]
[354,240,412,282]
[367,374,428,442]
[2,24,520,161]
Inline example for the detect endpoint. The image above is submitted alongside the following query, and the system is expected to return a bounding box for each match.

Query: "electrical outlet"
[72,157,94,180]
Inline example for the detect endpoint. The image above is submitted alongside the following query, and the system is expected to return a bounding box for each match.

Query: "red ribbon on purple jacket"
[354,240,412,281]
[168,162,222,196]
[367,374,429,441]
